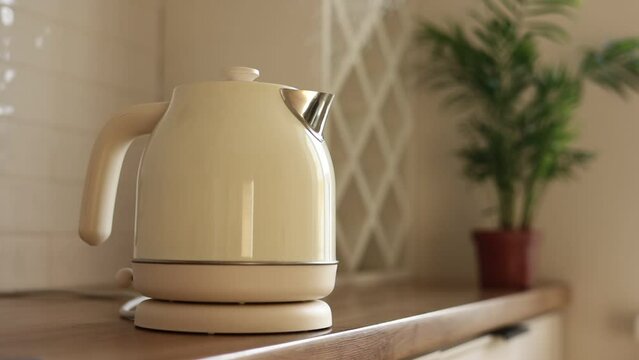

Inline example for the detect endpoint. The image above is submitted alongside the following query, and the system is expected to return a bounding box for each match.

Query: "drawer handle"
[489,323,529,340]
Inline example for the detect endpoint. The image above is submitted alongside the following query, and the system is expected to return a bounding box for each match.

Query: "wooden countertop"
[0,275,568,360]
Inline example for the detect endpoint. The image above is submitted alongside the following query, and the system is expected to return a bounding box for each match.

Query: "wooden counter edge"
[209,284,569,360]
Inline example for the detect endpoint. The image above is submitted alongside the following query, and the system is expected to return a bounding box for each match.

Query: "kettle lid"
[225,66,261,82]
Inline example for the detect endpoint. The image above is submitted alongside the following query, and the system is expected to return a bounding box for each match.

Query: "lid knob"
[226,66,260,81]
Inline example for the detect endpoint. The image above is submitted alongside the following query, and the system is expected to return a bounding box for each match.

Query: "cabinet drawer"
[414,312,563,360]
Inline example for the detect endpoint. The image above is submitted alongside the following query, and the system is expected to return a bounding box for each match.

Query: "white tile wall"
[0,0,162,290]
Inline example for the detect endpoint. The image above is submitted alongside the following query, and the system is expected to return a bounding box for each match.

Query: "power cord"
[119,296,150,320]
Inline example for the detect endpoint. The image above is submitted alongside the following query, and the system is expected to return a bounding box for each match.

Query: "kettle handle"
[79,102,169,246]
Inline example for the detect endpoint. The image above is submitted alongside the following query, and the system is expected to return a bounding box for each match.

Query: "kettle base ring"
[134,298,332,334]
[131,262,337,303]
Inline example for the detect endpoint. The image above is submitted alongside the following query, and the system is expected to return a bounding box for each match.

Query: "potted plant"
[415,0,639,288]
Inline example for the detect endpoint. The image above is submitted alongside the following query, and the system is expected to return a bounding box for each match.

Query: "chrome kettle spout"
[280,88,334,141]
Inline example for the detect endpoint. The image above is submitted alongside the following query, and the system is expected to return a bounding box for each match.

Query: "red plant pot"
[472,230,539,290]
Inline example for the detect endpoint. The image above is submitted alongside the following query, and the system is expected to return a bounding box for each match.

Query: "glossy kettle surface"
[79,67,336,264]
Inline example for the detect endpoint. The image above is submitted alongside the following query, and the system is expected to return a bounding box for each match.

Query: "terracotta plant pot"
[472,230,539,290]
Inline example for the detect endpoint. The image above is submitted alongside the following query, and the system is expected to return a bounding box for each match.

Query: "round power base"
[134,299,332,334]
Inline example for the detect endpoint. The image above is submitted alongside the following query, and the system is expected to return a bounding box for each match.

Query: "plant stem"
[521,183,535,230]
[498,185,515,229]
[521,178,543,230]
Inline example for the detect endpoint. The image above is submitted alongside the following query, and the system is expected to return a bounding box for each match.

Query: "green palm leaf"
[415,0,639,229]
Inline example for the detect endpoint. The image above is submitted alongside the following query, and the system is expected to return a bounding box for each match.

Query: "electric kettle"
[78,67,337,333]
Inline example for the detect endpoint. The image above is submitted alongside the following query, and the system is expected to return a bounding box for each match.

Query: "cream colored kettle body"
[78,68,337,303]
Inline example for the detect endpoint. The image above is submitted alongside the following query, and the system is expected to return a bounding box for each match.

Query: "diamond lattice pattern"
[325,0,413,272]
